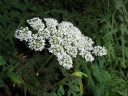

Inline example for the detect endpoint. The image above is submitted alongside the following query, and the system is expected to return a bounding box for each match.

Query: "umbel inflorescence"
[14,17,107,69]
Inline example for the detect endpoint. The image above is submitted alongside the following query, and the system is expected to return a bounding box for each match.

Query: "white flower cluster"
[14,17,107,69]
[14,27,32,42]
[27,17,45,31]
[93,46,107,56]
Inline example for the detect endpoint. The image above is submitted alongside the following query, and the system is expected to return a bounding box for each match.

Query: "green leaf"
[100,13,112,23]
[70,71,88,78]
[55,81,69,86]
[0,56,7,66]
[0,79,4,87]
[104,28,118,38]
[125,50,128,58]
[10,10,20,17]
[99,58,105,69]
[72,92,77,96]
[57,85,65,95]
[52,92,57,96]
[7,71,24,84]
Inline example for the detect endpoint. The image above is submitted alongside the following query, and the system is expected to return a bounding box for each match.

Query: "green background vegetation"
[0,0,128,96]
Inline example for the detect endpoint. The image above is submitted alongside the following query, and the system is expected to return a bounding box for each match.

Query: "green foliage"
[0,56,7,66]
[0,0,128,96]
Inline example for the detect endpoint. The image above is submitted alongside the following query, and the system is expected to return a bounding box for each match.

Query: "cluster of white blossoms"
[14,27,32,42]
[14,17,107,69]
[93,46,107,56]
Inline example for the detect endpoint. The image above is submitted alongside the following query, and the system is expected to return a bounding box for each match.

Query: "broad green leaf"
[0,56,7,66]
[7,71,24,84]
[57,85,65,95]
[70,71,88,78]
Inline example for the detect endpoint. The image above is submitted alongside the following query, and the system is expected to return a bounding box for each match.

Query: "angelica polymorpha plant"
[14,17,107,69]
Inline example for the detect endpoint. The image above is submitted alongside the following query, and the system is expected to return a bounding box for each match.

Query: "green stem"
[37,54,54,73]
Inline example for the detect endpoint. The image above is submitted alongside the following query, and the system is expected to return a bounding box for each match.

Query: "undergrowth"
[0,0,128,96]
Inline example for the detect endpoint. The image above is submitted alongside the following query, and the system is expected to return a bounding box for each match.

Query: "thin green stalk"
[107,0,110,13]
[24,86,26,96]
[120,23,126,68]
[121,32,125,68]
[37,54,54,73]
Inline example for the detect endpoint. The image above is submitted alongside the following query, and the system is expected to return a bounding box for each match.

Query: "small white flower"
[56,52,73,69]
[61,38,72,47]
[28,34,45,51]
[44,18,58,27]
[47,27,58,35]
[48,44,64,55]
[64,46,77,57]
[14,27,32,42]
[79,50,94,62]
[58,21,73,29]
[38,28,51,39]
[27,17,45,31]
[49,35,62,45]
[93,46,107,56]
